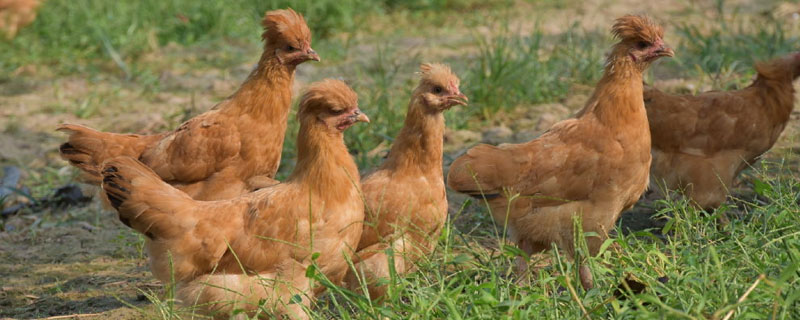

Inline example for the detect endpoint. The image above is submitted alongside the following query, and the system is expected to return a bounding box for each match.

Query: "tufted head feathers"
[611,15,664,44]
[300,79,357,115]
[261,8,311,45]
[260,9,319,64]
[607,15,673,66]
[416,63,468,110]
[419,63,460,89]
[299,79,368,131]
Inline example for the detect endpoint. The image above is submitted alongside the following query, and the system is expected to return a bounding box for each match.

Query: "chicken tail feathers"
[101,165,128,211]
[57,124,158,184]
[59,141,102,182]
[100,156,194,239]
[447,144,511,199]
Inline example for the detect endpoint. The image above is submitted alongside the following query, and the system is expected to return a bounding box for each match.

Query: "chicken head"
[262,8,320,65]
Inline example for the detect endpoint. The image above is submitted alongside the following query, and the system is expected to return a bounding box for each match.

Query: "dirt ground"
[0,204,152,318]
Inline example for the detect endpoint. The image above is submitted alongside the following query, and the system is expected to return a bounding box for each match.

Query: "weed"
[463,22,604,122]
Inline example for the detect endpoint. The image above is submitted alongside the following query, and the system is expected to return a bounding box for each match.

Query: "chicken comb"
[418,63,460,88]
[299,79,358,114]
[261,8,311,43]
[611,15,664,43]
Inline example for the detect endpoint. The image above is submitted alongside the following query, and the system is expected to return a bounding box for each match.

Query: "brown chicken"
[0,0,39,39]
[447,15,673,289]
[646,52,800,210]
[344,63,467,299]
[100,79,369,318]
[59,8,319,201]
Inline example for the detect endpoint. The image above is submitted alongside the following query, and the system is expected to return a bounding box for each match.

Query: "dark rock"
[52,184,90,207]
[0,166,22,198]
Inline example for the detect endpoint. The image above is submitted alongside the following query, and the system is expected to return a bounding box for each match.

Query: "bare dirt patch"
[0,211,155,319]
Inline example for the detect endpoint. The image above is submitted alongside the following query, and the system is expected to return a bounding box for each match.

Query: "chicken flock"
[47,8,797,319]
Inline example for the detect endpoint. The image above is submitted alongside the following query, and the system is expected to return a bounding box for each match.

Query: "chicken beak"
[352,109,370,123]
[306,48,321,62]
[454,92,469,106]
[655,45,674,58]
[446,92,469,107]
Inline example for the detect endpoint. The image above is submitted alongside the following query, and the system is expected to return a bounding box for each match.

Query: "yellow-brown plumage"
[646,52,800,209]
[344,63,467,299]
[447,15,673,289]
[59,8,319,201]
[101,79,368,318]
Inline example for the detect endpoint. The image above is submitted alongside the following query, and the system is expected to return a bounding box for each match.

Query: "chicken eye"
[330,109,345,115]
[286,45,296,51]
[433,86,443,94]
[636,41,650,50]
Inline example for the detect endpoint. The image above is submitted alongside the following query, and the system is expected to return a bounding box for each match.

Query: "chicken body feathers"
[449,116,647,208]
[100,79,365,318]
[140,110,241,183]
[646,88,788,156]
[101,156,240,283]
[448,15,665,268]
[645,53,798,209]
[345,63,462,299]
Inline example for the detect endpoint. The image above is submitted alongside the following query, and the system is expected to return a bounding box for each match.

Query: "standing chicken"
[59,8,319,201]
[344,63,467,299]
[100,79,369,318]
[447,15,673,289]
[646,52,800,211]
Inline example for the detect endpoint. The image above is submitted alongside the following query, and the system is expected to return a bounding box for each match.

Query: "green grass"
[462,23,605,121]
[0,0,506,75]
[2,0,800,319]
[311,164,800,319]
[0,0,364,75]
[673,19,797,89]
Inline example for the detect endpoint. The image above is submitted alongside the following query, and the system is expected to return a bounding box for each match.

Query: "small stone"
[513,129,540,143]
[52,184,90,207]
[512,118,536,131]
[481,125,513,145]
[445,129,482,152]
[536,113,559,131]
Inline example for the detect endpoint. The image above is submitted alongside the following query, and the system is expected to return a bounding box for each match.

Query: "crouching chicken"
[100,79,368,318]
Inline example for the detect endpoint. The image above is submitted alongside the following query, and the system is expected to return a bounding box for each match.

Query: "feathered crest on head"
[261,8,311,43]
[611,15,664,43]
[418,63,460,88]
[299,79,357,115]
